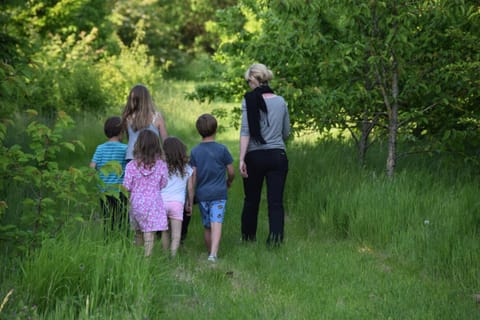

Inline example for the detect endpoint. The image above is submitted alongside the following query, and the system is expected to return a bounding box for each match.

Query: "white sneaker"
[207,255,217,262]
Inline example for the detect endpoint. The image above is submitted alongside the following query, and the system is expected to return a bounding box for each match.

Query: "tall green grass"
[6,225,172,319]
[285,140,480,292]
[1,80,479,319]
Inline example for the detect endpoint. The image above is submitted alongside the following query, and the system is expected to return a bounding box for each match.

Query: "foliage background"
[191,0,480,170]
[0,0,479,318]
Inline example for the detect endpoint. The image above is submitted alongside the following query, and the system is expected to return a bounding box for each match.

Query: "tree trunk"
[386,106,397,177]
[358,113,373,167]
[386,63,399,177]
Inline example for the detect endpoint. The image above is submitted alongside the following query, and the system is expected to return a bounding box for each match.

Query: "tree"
[111,0,237,68]
[193,0,480,175]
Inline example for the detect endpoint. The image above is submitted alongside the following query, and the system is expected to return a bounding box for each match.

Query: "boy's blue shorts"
[198,200,227,228]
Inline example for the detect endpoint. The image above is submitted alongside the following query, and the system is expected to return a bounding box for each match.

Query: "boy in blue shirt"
[90,116,128,233]
[190,114,235,262]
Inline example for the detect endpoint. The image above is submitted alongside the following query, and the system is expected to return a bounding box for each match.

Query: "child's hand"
[184,203,192,216]
[87,166,97,177]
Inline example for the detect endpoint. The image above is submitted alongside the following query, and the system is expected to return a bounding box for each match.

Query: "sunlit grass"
[14,223,172,319]
[1,80,479,319]
[155,79,239,151]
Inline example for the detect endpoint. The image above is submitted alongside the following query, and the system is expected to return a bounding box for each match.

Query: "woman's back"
[240,95,290,152]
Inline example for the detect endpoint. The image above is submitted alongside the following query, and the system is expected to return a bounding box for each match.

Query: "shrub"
[0,110,98,253]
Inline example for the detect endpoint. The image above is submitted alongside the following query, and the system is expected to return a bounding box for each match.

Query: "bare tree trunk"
[370,2,400,177]
[386,105,397,177]
[386,62,399,177]
[376,58,399,177]
[358,119,369,167]
[358,112,376,167]
[346,113,376,167]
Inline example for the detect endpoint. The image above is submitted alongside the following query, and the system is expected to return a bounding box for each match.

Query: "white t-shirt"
[161,165,193,203]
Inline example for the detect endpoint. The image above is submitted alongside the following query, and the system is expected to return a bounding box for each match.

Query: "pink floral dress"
[123,159,168,232]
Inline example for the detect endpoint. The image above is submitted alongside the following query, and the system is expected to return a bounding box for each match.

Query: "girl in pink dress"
[123,130,168,256]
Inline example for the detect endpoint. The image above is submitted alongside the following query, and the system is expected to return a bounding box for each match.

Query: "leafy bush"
[96,31,158,110]
[0,110,98,253]
[0,62,32,121]
[26,29,110,117]
[25,27,160,118]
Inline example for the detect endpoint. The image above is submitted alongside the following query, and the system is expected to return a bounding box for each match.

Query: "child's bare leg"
[135,230,144,246]
[161,227,170,252]
[204,228,212,254]
[170,219,182,256]
[144,232,155,256]
[209,222,222,258]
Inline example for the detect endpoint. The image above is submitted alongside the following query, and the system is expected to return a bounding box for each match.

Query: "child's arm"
[184,174,195,216]
[154,112,168,142]
[123,164,132,191]
[90,146,100,170]
[88,161,97,178]
[191,166,197,196]
[159,161,169,190]
[226,163,235,188]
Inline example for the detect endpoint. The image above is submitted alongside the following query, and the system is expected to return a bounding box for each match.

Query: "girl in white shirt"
[161,137,194,256]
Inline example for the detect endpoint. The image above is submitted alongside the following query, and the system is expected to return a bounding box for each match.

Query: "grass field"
[1,80,479,319]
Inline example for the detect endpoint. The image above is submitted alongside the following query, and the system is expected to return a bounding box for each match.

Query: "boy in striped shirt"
[90,116,128,233]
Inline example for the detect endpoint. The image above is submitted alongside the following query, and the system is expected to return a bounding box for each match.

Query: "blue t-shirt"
[91,141,127,190]
[190,141,233,202]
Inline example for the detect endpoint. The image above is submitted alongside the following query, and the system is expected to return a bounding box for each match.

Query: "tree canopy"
[0,0,234,118]
[1,0,479,175]
[192,0,480,175]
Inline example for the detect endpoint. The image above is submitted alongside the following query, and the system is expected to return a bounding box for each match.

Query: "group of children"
[90,85,235,261]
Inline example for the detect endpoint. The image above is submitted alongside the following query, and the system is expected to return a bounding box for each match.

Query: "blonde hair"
[122,84,157,131]
[244,63,274,85]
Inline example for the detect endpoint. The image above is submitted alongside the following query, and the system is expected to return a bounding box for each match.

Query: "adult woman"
[239,63,290,246]
[122,84,168,162]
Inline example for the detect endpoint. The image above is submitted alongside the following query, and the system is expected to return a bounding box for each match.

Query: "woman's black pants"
[241,149,288,245]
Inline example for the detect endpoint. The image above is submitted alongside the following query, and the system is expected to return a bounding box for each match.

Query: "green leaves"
[0,111,98,252]
[194,0,480,170]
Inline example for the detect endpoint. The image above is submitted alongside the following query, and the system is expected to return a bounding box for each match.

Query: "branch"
[374,62,392,114]
[397,150,436,158]
[345,125,359,146]
[398,102,440,127]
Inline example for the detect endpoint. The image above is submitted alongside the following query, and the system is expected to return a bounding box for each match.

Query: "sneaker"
[207,255,217,262]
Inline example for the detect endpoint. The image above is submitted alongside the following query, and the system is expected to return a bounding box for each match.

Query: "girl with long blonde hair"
[122,84,168,161]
